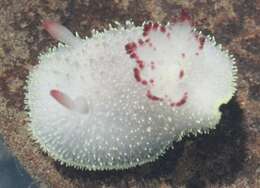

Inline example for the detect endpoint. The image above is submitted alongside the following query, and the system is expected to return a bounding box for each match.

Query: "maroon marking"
[150,61,155,70]
[194,33,199,40]
[171,9,195,26]
[125,43,131,54]
[171,16,178,25]
[138,39,144,45]
[136,60,144,69]
[145,38,150,43]
[141,80,148,85]
[195,34,205,50]
[149,79,154,84]
[143,22,169,37]
[153,23,159,30]
[175,92,188,107]
[179,9,191,22]
[50,89,75,109]
[125,22,191,108]
[198,37,205,50]
[170,92,188,107]
[166,32,171,38]
[146,90,162,101]
[125,42,137,54]
[133,68,141,82]
[160,26,166,33]
[179,70,184,79]
[130,53,138,59]
[143,22,153,36]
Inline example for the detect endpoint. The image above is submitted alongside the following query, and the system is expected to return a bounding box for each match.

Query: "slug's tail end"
[42,20,81,46]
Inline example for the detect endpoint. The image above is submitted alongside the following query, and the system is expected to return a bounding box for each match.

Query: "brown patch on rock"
[249,84,260,101]
[114,0,130,10]
[214,17,244,45]
[233,0,257,18]
[143,0,166,22]
[241,34,260,55]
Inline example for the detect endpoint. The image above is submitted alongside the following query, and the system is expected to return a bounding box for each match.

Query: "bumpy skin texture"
[25,16,237,170]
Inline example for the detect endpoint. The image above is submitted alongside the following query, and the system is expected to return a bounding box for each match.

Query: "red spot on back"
[153,23,159,30]
[150,61,155,70]
[125,42,137,54]
[179,9,191,22]
[125,21,191,108]
[175,92,188,107]
[149,79,155,84]
[143,22,169,37]
[198,37,205,50]
[146,90,162,101]
[133,68,142,82]
[138,39,144,45]
[137,60,144,69]
[141,80,148,85]
[143,22,153,36]
[179,70,184,79]
[171,9,194,26]
[160,26,166,33]
[145,38,150,43]
[130,53,138,59]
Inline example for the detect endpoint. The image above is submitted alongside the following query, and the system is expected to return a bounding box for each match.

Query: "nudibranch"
[25,12,237,170]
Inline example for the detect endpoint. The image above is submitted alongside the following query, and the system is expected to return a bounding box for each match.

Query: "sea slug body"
[25,11,237,170]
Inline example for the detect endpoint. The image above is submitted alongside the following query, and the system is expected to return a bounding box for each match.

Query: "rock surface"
[0,0,259,187]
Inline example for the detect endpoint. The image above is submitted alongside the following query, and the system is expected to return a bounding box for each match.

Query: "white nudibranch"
[25,12,237,170]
